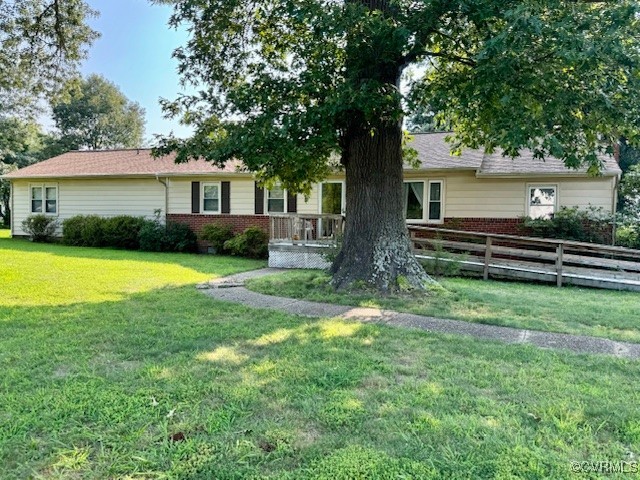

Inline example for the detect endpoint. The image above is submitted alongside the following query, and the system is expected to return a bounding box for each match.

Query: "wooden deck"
[409,226,640,292]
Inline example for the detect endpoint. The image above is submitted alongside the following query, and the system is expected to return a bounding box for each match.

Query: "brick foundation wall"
[415,217,613,243]
[167,214,270,252]
[169,214,613,250]
[440,217,524,235]
[168,214,269,235]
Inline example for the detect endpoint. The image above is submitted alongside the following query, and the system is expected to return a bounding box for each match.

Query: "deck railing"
[269,213,344,245]
[408,225,640,290]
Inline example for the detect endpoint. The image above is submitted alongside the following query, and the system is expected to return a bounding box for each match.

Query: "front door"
[320,182,344,238]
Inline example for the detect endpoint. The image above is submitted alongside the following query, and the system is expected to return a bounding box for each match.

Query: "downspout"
[10,181,14,237]
[156,175,169,224]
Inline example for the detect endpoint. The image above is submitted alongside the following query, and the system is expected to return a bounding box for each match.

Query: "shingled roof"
[414,132,621,176]
[4,132,621,179]
[3,149,246,179]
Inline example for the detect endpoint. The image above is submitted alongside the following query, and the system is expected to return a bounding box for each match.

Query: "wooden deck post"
[483,236,493,281]
[556,243,564,287]
[270,216,274,242]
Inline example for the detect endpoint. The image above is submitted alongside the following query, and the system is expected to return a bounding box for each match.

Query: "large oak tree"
[154,0,640,291]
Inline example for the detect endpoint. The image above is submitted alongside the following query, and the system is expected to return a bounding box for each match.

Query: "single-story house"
[3,132,621,241]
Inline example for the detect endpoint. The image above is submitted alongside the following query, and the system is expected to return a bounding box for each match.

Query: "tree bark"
[331,121,434,292]
[329,0,434,292]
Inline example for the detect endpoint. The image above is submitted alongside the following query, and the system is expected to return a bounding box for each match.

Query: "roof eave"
[3,171,254,180]
[408,167,481,174]
[475,171,619,179]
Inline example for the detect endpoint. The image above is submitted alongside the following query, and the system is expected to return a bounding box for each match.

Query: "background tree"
[0,118,49,167]
[406,103,447,133]
[0,0,98,116]
[616,163,640,249]
[615,139,640,211]
[619,140,640,175]
[620,165,640,218]
[0,118,53,225]
[154,0,640,291]
[0,162,17,226]
[51,75,146,150]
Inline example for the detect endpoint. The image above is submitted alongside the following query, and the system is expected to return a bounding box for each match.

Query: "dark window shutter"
[221,181,231,214]
[287,191,297,213]
[191,182,200,214]
[254,183,264,214]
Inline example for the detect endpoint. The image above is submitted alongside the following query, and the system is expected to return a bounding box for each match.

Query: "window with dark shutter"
[254,183,265,214]
[221,181,231,214]
[287,192,297,213]
[191,181,200,214]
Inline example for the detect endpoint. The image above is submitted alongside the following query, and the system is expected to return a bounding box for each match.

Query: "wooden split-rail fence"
[267,214,640,291]
[409,226,640,292]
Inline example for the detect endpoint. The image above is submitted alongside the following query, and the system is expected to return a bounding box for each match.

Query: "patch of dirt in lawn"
[91,353,142,376]
[52,365,75,379]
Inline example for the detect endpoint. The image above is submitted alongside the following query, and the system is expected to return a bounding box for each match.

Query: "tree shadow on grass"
[1,286,639,478]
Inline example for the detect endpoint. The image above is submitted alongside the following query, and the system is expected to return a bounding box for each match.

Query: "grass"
[0,233,265,307]
[1,234,640,478]
[246,270,640,344]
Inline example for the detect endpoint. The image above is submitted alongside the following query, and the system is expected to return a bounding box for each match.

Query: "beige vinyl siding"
[166,173,615,218]
[444,172,526,218]
[441,172,615,218]
[12,178,165,236]
[11,173,617,237]
[11,181,32,236]
[230,179,256,215]
[168,177,256,215]
[558,178,616,211]
[296,175,345,215]
[166,178,192,214]
[296,184,320,215]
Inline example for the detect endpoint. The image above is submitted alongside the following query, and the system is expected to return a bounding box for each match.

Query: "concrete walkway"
[199,268,640,360]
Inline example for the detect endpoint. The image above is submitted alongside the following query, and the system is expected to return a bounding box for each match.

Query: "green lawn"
[1,235,640,479]
[247,270,640,344]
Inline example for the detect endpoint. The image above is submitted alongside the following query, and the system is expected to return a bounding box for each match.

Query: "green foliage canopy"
[620,164,640,217]
[0,0,98,115]
[0,118,49,167]
[51,74,146,150]
[154,0,640,189]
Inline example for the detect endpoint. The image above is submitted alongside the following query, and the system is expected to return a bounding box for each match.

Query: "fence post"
[483,236,493,281]
[556,243,564,287]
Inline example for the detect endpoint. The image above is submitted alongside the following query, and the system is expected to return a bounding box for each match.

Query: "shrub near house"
[521,206,614,244]
[21,214,58,242]
[59,214,198,253]
[41,214,269,258]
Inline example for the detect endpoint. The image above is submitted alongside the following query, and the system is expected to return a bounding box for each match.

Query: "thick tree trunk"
[330,122,434,291]
[0,196,9,227]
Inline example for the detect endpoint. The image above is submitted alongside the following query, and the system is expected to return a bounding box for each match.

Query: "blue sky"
[78,0,193,141]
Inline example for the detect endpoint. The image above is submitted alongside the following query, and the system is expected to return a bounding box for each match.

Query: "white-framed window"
[427,180,444,222]
[528,185,557,219]
[402,180,443,223]
[266,185,286,213]
[403,181,425,222]
[30,185,58,214]
[202,182,221,214]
